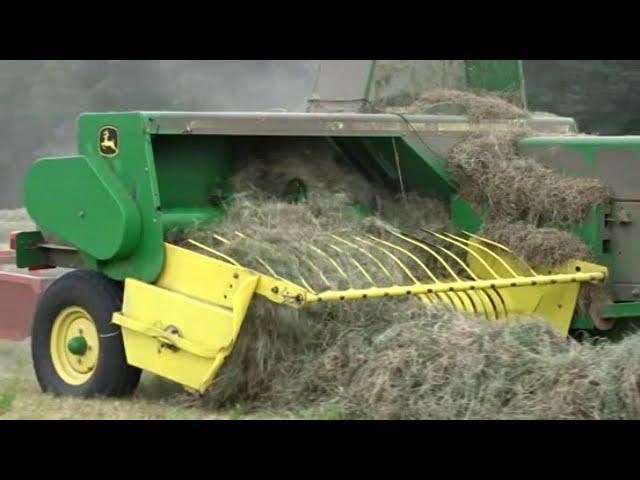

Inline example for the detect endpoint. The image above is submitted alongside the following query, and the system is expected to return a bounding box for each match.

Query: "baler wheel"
[31,270,141,397]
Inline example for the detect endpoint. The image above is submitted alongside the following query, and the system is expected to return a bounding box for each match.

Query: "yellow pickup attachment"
[114,231,607,393]
[113,244,309,393]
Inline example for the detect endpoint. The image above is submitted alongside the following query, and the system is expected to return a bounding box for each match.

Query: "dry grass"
[165,135,636,420]
[479,221,593,267]
[313,310,640,420]
[385,88,528,121]
[447,130,609,225]
[0,91,628,420]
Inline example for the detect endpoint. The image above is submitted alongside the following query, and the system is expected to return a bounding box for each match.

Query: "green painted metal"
[363,60,377,102]
[356,136,455,200]
[72,112,165,282]
[570,204,609,266]
[601,301,640,319]
[451,195,483,233]
[570,313,593,330]
[25,154,141,261]
[14,231,48,269]
[20,100,640,333]
[67,336,88,355]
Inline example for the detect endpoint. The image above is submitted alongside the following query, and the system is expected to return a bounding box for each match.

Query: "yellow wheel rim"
[50,306,100,385]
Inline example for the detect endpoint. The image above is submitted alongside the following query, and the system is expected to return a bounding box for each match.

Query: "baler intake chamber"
[114,136,607,392]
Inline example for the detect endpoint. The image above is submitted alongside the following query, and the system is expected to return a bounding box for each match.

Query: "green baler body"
[20,94,640,330]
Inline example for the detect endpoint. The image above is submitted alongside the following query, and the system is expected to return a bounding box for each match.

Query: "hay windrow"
[168,91,628,419]
[200,295,640,419]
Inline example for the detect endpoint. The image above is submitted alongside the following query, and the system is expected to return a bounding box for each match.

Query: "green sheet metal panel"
[519,136,640,292]
[152,134,233,231]
[76,112,165,282]
[24,154,141,261]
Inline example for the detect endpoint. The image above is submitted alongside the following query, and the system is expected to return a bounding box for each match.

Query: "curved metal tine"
[416,239,497,320]
[302,258,334,290]
[388,231,461,281]
[366,235,438,282]
[462,231,538,276]
[421,231,510,318]
[422,229,501,279]
[379,232,478,314]
[305,243,352,288]
[364,235,468,312]
[487,287,508,319]
[441,232,523,278]
[233,232,289,280]
[232,232,316,293]
[297,275,317,294]
[390,232,496,317]
[331,234,394,284]
[353,236,445,306]
[187,239,241,266]
[329,244,375,287]
[213,234,231,244]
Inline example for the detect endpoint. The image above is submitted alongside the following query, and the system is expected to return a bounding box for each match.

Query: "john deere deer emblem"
[98,126,119,156]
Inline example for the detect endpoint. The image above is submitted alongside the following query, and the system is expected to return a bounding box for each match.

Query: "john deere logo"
[98,126,119,156]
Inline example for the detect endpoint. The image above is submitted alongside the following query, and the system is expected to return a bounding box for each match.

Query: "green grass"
[0,386,18,415]
[0,340,304,420]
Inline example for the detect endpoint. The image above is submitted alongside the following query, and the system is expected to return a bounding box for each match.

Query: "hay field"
[1,91,639,420]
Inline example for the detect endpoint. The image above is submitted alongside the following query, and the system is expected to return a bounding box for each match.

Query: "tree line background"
[1,60,638,207]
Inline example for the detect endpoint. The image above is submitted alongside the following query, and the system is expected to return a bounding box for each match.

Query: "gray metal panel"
[608,202,640,292]
[593,149,640,200]
[610,284,640,302]
[521,145,640,200]
[520,145,586,174]
[147,111,576,140]
[307,60,375,113]
[309,61,374,101]
[372,60,467,106]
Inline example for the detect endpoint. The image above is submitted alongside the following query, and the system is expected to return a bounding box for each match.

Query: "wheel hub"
[50,306,99,385]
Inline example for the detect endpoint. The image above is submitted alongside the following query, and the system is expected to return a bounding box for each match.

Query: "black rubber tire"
[31,269,141,397]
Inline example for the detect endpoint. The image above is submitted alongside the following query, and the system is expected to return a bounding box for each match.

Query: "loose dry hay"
[447,130,609,225]
[173,140,454,293]
[479,221,593,268]
[172,94,625,419]
[312,309,640,420]
[385,88,528,122]
[201,296,640,420]
[478,221,612,320]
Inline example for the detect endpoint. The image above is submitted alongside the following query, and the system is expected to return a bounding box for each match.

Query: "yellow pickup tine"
[354,236,451,308]
[423,230,501,279]
[329,244,375,287]
[353,236,437,305]
[367,234,475,314]
[305,243,351,286]
[389,232,496,317]
[187,239,241,266]
[463,231,538,276]
[441,232,522,278]
[331,234,394,283]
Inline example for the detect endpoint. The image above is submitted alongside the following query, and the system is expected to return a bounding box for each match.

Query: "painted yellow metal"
[112,236,608,391]
[113,243,311,392]
[331,234,394,282]
[366,234,475,313]
[50,306,99,385]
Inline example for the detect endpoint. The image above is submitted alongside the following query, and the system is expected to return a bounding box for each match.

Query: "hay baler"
[1,60,634,397]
